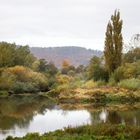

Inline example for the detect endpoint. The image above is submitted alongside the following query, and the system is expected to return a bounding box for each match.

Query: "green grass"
[6,124,140,140]
[118,78,140,90]
[0,90,9,97]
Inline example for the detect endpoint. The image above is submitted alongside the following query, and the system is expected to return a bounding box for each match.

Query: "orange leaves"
[62,59,70,68]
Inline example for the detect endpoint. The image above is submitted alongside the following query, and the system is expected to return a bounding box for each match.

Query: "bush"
[110,61,140,83]
[82,80,97,89]
[0,72,16,90]
[55,84,70,94]
[69,78,83,89]
[11,82,38,93]
[0,66,48,93]
[108,77,117,86]
[68,70,75,76]
[47,77,57,89]
[118,78,140,90]
[111,67,124,82]
[87,56,109,82]
[0,90,9,97]
[96,80,107,87]
[56,75,73,84]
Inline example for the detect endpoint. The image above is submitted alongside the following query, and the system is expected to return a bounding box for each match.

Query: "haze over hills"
[30,46,102,67]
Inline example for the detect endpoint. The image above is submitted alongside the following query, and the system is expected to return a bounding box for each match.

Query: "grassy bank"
[56,87,140,104]
[36,74,139,104]
[6,124,140,140]
[44,76,140,104]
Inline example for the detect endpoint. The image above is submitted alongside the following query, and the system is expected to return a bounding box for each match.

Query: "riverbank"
[1,85,140,106]
[41,86,140,104]
[6,124,140,140]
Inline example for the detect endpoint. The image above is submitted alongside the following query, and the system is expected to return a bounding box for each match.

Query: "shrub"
[69,78,83,89]
[96,80,107,87]
[56,75,73,84]
[0,90,9,97]
[111,67,124,82]
[82,80,97,89]
[110,61,140,83]
[0,66,48,93]
[55,84,70,94]
[118,78,140,90]
[11,82,38,93]
[68,70,75,76]
[0,72,16,90]
[123,47,140,63]
[47,77,57,89]
[31,72,48,91]
[87,56,109,82]
[108,77,117,86]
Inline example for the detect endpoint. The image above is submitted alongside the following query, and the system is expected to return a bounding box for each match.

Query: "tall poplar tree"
[104,10,123,74]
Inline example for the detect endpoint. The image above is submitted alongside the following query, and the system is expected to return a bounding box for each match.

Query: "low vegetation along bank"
[6,124,140,140]
[44,74,140,104]
[57,86,140,104]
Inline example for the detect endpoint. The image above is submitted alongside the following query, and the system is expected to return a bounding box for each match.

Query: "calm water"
[0,96,140,140]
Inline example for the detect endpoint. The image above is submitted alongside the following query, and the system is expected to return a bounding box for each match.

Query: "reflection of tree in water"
[135,110,140,126]
[90,109,108,124]
[0,114,33,131]
[116,110,140,126]
[90,111,104,125]
[107,111,122,124]
[89,107,140,126]
[0,96,56,132]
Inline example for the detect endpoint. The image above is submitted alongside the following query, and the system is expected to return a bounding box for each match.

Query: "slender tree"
[104,10,123,74]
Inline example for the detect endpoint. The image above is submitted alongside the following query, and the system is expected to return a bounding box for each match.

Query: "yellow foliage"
[56,75,73,84]
[3,66,47,84]
[82,80,97,89]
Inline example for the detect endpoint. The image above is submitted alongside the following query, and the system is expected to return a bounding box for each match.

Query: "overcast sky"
[0,0,139,50]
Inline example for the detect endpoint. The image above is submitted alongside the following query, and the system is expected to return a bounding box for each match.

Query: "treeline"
[0,42,85,95]
[0,42,35,68]
[0,42,58,95]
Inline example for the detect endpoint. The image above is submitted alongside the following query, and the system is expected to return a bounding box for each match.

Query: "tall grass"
[118,78,140,90]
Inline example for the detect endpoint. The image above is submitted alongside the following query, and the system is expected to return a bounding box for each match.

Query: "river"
[0,95,140,140]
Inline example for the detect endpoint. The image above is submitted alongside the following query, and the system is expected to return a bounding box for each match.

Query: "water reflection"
[0,96,140,139]
[91,109,140,126]
[99,109,108,123]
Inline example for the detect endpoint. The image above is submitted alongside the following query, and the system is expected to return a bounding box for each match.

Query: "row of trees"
[0,42,86,94]
[0,42,59,94]
[0,42,35,67]
[0,42,59,76]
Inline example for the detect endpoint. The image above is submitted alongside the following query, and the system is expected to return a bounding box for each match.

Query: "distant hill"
[30,46,102,67]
